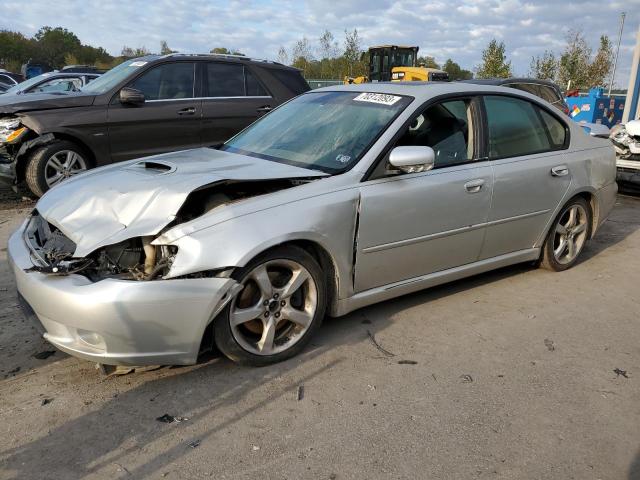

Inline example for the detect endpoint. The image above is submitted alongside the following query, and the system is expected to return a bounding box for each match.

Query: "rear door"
[107,61,201,162]
[200,62,273,146]
[479,94,571,259]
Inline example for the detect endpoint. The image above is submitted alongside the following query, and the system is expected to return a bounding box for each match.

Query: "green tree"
[476,39,512,78]
[121,45,151,58]
[34,26,82,68]
[0,30,36,72]
[442,58,473,80]
[587,35,613,88]
[417,56,439,69]
[343,29,366,77]
[529,50,557,81]
[558,29,591,90]
[160,40,176,55]
[211,47,230,54]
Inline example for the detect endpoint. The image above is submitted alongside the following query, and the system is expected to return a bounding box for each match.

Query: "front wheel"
[25,141,90,197]
[540,197,591,271]
[214,246,327,366]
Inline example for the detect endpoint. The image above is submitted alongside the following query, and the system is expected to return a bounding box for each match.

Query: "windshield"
[392,49,416,68]
[222,91,412,173]
[5,73,55,94]
[81,57,158,94]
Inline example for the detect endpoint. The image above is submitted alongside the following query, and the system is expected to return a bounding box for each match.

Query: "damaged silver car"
[8,83,617,367]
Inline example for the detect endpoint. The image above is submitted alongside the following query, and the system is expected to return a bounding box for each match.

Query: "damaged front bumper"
[8,221,240,366]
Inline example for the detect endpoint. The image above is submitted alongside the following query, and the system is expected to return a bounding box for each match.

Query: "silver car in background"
[8,82,617,367]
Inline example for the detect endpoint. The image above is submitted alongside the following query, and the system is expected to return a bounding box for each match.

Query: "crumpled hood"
[0,92,96,114]
[36,148,327,257]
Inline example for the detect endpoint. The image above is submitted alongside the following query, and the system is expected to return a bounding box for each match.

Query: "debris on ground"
[252,445,261,451]
[188,440,201,448]
[32,350,56,360]
[156,414,188,423]
[398,360,418,365]
[41,398,53,406]
[544,339,555,351]
[366,330,395,357]
[113,463,131,475]
[460,374,474,383]
[367,384,376,391]
[614,368,629,379]
[297,385,305,401]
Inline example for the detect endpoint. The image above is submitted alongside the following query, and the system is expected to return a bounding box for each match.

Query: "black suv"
[463,78,569,115]
[0,54,310,196]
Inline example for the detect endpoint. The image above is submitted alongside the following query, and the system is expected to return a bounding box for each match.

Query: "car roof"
[462,77,561,89]
[157,53,299,71]
[311,81,532,102]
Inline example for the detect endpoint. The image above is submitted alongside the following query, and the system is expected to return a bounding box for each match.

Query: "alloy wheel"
[45,150,88,188]
[553,204,588,265]
[230,259,318,356]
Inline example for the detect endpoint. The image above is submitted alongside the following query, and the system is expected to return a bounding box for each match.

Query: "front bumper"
[8,222,239,366]
[617,158,640,185]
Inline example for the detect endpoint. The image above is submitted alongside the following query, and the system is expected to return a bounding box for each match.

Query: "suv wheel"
[25,141,90,197]
[214,246,326,366]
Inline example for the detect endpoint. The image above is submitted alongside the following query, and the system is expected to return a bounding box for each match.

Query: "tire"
[25,140,90,197]
[214,246,327,366]
[540,197,592,272]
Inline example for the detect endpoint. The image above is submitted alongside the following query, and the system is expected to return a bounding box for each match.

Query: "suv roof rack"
[163,52,283,66]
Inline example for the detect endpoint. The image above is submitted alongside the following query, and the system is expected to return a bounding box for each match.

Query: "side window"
[33,78,82,93]
[245,68,268,96]
[395,99,474,168]
[206,63,244,97]
[130,62,195,100]
[484,95,564,159]
[539,109,567,147]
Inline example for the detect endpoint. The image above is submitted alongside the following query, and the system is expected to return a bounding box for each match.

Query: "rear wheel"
[540,197,591,271]
[214,246,326,366]
[25,141,90,197]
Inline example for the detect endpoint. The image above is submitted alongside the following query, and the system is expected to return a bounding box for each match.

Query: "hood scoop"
[126,160,176,175]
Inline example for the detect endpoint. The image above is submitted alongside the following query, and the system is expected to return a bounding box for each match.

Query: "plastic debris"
[366,330,395,357]
[156,413,188,423]
[614,368,629,378]
[544,339,555,351]
[460,374,474,383]
[188,440,201,448]
[398,360,418,365]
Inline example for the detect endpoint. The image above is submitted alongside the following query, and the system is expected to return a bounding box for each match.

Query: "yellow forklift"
[344,45,449,84]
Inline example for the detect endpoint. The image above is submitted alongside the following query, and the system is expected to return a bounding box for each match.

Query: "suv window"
[245,68,268,96]
[484,95,565,159]
[130,62,195,100]
[206,62,245,97]
[32,77,82,93]
[396,99,474,168]
[538,85,562,105]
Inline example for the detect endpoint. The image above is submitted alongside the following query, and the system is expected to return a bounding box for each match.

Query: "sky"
[3,0,640,87]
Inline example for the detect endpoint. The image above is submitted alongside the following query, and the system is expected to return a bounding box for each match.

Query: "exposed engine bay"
[610,120,640,161]
[24,178,313,281]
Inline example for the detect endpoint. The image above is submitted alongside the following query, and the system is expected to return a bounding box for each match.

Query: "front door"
[355,97,493,292]
[479,95,572,259]
[107,61,201,162]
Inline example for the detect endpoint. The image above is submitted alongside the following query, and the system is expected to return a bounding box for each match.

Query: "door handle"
[551,165,569,177]
[178,107,196,115]
[257,105,272,113]
[464,179,485,193]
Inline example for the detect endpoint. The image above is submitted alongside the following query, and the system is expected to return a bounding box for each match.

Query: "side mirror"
[388,146,435,174]
[119,87,145,106]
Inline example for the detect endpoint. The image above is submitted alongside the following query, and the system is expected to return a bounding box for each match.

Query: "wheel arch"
[15,132,96,183]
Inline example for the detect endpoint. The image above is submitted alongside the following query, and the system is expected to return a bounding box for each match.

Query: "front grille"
[24,213,77,266]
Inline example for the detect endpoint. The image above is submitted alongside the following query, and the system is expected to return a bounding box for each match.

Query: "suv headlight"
[0,118,27,144]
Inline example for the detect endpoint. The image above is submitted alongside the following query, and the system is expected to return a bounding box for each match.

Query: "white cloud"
[1,0,638,86]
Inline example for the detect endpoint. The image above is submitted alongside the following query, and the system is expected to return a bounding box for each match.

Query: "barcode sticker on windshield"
[353,92,401,105]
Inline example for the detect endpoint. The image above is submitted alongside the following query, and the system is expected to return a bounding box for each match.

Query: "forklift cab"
[367,46,418,82]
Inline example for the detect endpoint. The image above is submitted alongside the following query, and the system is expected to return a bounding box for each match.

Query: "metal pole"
[608,12,626,96]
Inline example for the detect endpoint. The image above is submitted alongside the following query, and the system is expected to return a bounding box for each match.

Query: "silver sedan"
[8,82,617,367]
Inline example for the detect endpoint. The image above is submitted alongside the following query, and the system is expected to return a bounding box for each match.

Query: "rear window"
[538,85,562,105]
[484,95,567,159]
[267,68,310,94]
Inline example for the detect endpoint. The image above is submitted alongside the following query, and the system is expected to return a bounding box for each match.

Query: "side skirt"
[333,248,540,317]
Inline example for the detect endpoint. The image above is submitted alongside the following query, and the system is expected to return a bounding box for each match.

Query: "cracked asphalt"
[0,185,639,480]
